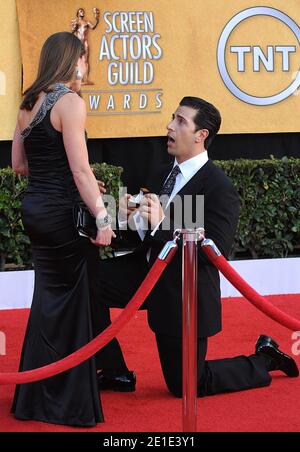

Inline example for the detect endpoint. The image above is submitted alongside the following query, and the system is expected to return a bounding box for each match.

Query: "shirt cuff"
[118,211,128,230]
[133,211,147,241]
[151,218,164,236]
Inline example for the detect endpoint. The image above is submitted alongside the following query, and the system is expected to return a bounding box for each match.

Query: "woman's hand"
[90,226,116,247]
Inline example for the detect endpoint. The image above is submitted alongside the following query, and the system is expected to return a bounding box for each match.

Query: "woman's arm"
[57,93,115,246]
[58,93,106,219]
[11,123,29,176]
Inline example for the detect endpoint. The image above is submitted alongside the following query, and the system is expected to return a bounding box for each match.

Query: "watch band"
[96,214,113,230]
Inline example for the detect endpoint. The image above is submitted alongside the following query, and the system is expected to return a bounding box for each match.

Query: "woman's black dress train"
[11,85,103,427]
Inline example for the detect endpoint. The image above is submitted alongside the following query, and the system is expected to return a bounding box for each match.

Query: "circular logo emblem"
[217,7,300,105]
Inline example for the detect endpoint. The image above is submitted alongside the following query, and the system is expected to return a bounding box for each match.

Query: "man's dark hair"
[179,97,222,149]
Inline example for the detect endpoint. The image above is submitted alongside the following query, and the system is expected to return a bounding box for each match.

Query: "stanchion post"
[181,228,205,433]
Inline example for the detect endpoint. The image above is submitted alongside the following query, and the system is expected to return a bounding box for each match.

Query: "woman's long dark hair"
[21,32,85,111]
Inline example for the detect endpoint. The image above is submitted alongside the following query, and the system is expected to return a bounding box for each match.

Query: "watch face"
[96,214,112,229]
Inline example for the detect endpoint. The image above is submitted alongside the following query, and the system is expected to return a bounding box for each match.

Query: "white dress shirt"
[134,151,209,240]
[164,151,209,206]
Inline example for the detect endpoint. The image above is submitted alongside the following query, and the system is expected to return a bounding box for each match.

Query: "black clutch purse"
[73,203,98,239]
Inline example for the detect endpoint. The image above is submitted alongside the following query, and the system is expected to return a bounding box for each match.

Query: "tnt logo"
[0,71,6,96]
[217,7,300,105]
[0,331,6,356]
[231,46,296,72]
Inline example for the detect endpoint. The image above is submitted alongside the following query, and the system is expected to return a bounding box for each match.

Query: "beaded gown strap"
[21,84,74,140]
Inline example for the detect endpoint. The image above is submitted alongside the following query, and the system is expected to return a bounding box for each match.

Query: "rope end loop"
[158,240,178,264]
[201,239,221,257]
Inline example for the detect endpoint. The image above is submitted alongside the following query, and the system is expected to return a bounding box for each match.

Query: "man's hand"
[139,194,165,230]
[119,194,138,220]
[97,180,106,195]
[91,167,106,195]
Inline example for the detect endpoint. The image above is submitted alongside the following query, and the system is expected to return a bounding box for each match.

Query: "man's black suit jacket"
[123,159,240,338]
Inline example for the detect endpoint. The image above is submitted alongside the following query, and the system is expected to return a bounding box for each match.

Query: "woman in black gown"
[11,32,115,427]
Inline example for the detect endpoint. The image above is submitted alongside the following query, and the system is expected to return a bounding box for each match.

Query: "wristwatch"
[96,214,113,229]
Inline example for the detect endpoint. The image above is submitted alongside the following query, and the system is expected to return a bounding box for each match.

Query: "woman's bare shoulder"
[55,92,86,125]
[58,92,86,109]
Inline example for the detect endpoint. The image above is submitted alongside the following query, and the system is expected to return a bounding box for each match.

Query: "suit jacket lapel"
[155,160,211,233]
[167,159,211,202]
[151,159,212,197]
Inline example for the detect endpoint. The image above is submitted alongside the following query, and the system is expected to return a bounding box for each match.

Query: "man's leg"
[155,334,208,397]
[89,251,148,372]
[91,301,129,373]
[203,354,272,395]
[155,334,275,397]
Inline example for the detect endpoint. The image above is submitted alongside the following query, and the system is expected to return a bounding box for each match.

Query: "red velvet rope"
[0,256,170,385]
[202,242,300,332]
[3,237,299,386]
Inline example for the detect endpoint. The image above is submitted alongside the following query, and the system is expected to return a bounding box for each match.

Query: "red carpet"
[1,294,300,432]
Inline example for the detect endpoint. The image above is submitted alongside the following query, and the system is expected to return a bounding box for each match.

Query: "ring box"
[128,187,150,208]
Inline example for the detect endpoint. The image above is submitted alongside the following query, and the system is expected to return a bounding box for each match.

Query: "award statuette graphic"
[71,7,100,85]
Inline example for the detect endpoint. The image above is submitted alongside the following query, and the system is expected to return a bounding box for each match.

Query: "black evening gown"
[11,84,104,427]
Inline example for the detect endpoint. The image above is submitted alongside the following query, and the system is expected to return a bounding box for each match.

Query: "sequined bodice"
[21,84,81,202]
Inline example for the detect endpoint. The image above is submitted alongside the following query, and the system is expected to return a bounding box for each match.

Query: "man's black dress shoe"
[256,335,299,377]
[97,370,136,392]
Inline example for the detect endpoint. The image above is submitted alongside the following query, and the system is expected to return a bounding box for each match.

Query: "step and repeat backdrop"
[0,0,22,140]
[0,0,299,140]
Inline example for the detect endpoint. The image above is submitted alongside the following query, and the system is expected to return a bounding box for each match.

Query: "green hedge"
[0,157,300,270]
[91,162,123,259]
[0,163,123,270]
[0,168,30,270]
[216,157,300,259]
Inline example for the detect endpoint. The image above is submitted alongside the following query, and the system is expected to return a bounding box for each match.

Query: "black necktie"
[159,165,181,197]
[144,165,181,247]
